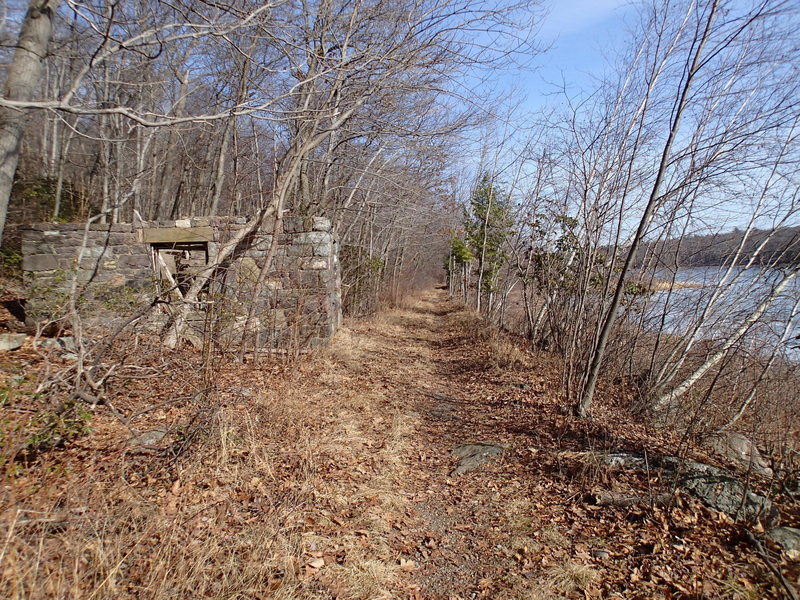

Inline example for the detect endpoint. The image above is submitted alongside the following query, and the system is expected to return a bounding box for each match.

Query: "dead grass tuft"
[487,332,530,371]
[714,577,763,600]
[317,325,363,369]
[547,562,598,595]
[537,525,569,548]
[450,309,492,343]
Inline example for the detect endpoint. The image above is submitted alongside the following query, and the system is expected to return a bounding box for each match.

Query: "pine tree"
[464,173,514,312]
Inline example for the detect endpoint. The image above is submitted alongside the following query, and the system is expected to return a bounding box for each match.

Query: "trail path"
[296,287,774,599]
[316,288,574,599]
[1,287,788,599]
[350,290,509,595]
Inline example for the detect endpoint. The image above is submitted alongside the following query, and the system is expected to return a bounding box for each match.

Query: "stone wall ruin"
[21,216,342,349]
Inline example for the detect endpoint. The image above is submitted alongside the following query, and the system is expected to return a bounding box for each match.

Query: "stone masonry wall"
[21,215,341,348]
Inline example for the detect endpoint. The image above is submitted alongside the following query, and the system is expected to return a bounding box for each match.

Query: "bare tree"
[521,0,800,417]
[0,0,59,244]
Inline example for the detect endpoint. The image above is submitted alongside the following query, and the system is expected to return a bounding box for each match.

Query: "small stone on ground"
[450,442,505,475]
[128,428,169,447]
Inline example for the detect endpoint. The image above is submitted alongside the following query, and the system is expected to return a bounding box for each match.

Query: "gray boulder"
[0,333,26,351]
[703,432,773,478]
[451,442,505,475]
[36,336,77,352]
[594,453,779,527]
[678,461,779,527]
[604,452,647,470]
[767,527,800,560]
[128,428,168,447]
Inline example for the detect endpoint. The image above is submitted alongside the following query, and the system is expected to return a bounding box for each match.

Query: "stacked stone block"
[21,216,342,348]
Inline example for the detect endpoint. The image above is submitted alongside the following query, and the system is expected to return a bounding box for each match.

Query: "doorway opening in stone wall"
[150,242,210,304]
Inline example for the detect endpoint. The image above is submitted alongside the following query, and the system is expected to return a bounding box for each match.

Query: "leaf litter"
[0,289,797,599]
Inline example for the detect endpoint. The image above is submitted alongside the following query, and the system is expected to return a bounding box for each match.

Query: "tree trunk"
[574,0,720,418]
[0,0,59,245]
[651,265,799,417]
[52,126,76,219]
[208,118,232,216]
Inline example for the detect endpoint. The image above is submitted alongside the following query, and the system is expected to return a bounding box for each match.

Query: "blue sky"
[520,0,636,108]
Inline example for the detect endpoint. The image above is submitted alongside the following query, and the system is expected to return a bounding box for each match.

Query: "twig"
[72,389,104,407]
[590,490,673,508]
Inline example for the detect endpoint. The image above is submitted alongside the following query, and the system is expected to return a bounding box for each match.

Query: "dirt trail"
[306,288,785,600]
[328,288,559,599]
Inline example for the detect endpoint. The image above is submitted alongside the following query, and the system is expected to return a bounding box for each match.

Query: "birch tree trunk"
[574,0,720,417]
[651,266,800,417]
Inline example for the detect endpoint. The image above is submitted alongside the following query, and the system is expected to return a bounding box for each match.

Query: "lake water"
[636,266,800,360]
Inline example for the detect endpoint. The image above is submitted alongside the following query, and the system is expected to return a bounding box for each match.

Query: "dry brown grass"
[450,309,492,343]
[1,408,310,599]
[0,319,419,600]
[489,560,596,600]
[546,562,598,596]
[317,325,363,371]
[487,333,530,371]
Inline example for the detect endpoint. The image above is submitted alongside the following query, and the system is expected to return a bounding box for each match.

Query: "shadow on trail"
[375,290,659,476]
[414,301,668,474]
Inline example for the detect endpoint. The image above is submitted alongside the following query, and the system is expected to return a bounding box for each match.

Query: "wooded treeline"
[0,0,538,317]
[637,226,800,268]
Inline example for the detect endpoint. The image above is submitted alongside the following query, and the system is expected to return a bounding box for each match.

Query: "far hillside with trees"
[645,226,800,268]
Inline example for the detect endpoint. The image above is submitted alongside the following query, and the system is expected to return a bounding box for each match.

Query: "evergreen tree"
[464,173,514,311]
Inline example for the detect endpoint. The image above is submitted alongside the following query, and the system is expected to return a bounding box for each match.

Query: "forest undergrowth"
[0,288,797,599]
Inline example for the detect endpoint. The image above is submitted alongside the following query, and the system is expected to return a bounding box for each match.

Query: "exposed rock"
[510,382,530,390]
[451,442,506,475]
[0,333,27,351]
[36,336,76,352]
[703,432,773,478]
[128,428,168,447]
[677,461,779,527]
[593,452,778,526]
[767,527,800,560]
[426,391,461,421]
[231,386,257,398]
[604,452,647,470]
